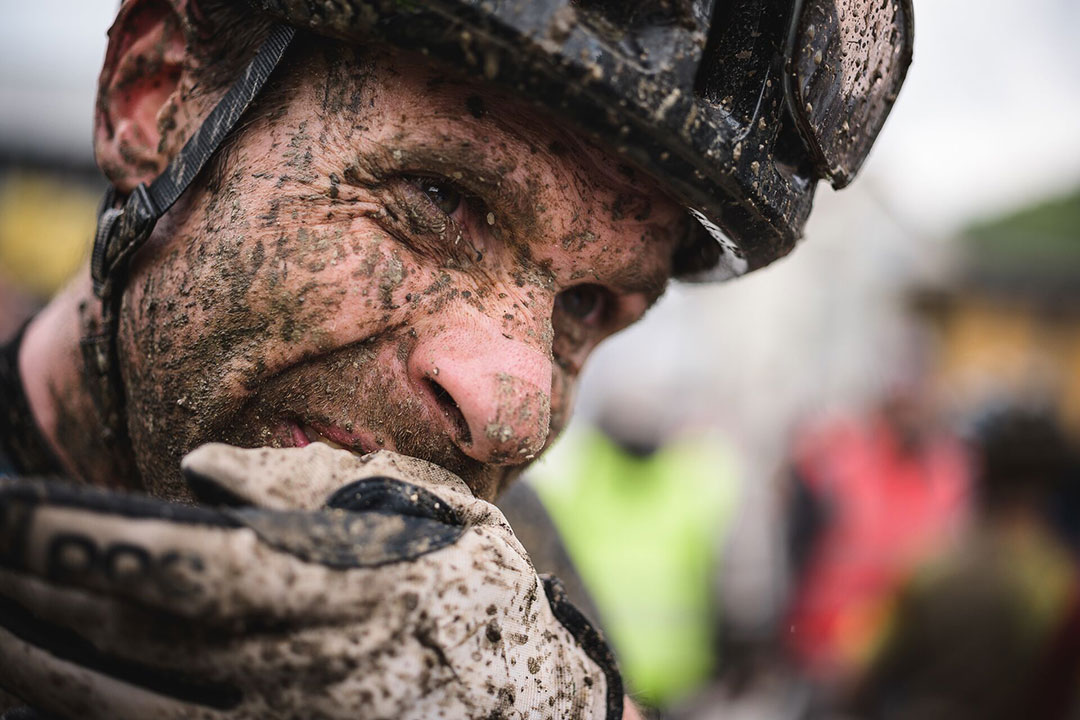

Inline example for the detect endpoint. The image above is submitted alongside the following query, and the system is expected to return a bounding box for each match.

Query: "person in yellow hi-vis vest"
[531,403,739,709]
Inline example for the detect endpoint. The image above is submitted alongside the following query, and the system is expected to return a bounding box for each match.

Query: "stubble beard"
[123,328,542,503]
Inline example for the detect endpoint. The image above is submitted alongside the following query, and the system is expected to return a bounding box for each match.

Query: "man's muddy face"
[118,42,684,502]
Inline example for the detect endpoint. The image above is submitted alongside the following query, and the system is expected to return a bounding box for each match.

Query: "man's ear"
[95,0,194,192]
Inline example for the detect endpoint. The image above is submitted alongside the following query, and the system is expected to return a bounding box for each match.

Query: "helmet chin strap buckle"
[83,182,159,452]
[91,182,160,302]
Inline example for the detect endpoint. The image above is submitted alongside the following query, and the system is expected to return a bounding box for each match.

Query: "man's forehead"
[307,43,670,204]
[273,40,683,289]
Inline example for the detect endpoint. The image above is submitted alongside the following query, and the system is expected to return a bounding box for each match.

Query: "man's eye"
[419,179,462,215]
[556,284,609,324]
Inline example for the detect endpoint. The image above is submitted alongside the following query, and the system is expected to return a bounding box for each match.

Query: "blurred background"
[2,0,1078,718]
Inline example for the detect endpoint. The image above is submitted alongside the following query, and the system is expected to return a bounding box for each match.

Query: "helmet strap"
[81,23,296,468]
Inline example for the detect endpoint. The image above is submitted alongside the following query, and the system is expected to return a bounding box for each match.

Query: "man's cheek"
[222,341,411,442]
[118,221,405,417]
[238,230,418,360]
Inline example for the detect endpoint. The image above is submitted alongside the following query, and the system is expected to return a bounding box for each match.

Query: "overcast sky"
[861,0,1080,234]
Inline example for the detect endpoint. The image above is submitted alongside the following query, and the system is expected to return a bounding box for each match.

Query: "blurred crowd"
[525,391,1080,720]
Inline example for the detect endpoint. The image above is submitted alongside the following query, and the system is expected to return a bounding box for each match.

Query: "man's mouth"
[285,419,385,458]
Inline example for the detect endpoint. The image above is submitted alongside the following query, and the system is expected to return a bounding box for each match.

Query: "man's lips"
[284,419,388,457]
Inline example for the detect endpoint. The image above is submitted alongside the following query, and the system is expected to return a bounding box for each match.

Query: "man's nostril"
[427,378,472,446]
[428,377,453,408]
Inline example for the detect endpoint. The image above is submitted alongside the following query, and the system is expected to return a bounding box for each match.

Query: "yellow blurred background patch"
[0,170,98,298]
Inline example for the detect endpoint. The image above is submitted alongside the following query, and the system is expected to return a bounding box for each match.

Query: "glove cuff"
[542,574,625,720]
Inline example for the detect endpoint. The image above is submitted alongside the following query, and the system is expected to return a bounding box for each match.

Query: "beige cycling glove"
[0,444,622,719]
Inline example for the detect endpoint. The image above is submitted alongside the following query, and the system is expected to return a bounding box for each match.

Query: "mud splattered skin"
[116,39,685,502]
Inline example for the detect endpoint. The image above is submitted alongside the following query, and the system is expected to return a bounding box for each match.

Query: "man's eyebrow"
[360,139,535,217]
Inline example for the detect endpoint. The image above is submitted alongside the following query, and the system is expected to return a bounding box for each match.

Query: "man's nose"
[408,316,552,464]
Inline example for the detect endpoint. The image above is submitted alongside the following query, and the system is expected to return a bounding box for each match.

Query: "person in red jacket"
[785,394,972,683]
[850,408,1080,720]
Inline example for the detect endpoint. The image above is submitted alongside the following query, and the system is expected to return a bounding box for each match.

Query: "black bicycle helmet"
[247,0,913,280]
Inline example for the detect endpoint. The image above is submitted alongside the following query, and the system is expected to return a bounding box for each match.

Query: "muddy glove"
[0,445,622,719]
